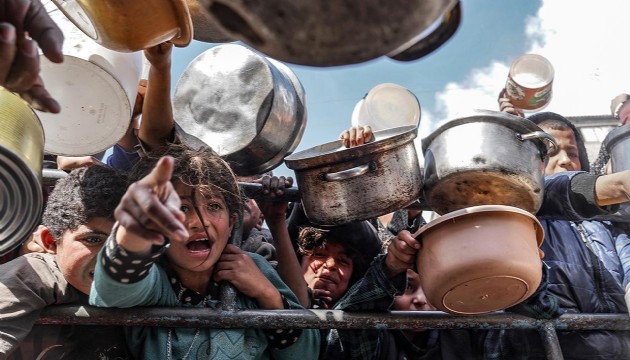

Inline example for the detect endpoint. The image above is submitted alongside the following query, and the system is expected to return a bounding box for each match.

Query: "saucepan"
[191,0,458,66]
[415,205,544,315]
[51,0,193,51]
[0,89,45,256]
[172,44,306,176]
[284,126,422,225]
[422,110,558,215]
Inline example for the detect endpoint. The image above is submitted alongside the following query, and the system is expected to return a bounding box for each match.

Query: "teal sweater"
[90,249,320,360]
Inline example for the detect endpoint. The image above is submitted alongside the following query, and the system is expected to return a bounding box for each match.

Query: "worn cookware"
[51,0,192,51]
[191,0,458,66]
[388,1,461,61]
[284,126,422,225]
[172,44,305,176]
[603,124,630,216]
[0,89,44,256]
[415,205,544,315]
[37,2,143,156]
[422,110,558,215]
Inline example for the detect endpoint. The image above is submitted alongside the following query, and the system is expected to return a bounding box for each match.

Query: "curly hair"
[297,221,382,287]
[41,165,128,241]
[528,112,590,172]
[128,143,243,218]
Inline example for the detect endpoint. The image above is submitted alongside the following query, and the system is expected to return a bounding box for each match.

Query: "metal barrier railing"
[37,306,630,360]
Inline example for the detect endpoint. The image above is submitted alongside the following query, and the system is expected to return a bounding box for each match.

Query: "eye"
[180,204,191,213]
[338,256,352,266]
[312,250,327,258]
[81,235,105,246]
[206,203,223,212]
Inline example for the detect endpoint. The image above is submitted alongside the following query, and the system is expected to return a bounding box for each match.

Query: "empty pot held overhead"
[284,126,422,225]
[51,0,193,51]
[172,44,306,176]
[422,110,558,215]
[195,0,459,66]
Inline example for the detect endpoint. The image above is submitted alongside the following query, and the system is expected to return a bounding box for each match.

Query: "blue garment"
[105,144,140,171]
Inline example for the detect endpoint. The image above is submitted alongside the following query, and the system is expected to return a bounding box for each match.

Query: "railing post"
[539,321,564,360]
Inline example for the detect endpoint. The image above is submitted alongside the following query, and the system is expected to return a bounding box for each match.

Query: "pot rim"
[284,125,417,170]
[603,124,630,153]
[413,204,544,247]
[169,0,194,47]
[421,109,548,155]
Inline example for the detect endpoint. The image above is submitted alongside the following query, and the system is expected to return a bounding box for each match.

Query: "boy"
[0,165,130,359]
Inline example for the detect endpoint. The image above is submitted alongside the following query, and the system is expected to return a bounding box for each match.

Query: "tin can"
[505,54,554,111]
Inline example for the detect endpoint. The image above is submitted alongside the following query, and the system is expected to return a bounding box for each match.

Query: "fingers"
[0,23,17,85]
[260,175,293,197]
[339,126,374,148]
[20,77,61,113]
[5,38,39,91]
[385,231,421,273]
[24,0,65,64]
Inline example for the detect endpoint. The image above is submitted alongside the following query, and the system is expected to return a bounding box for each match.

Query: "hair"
[297,221,382,286]
[527,112,590,172]
[41,165,128,241]
[129,143,243,218]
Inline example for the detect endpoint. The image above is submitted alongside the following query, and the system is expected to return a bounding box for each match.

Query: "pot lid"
[421,109,548,155]
[602,124,630,153]
[351,83,421,132]
[413,204,544,247]
[284,125,417,170]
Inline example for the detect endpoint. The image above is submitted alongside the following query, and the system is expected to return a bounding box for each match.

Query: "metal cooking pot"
[388,1,461,62]
[284,126,422,225]
[51,0,192,51]
[603,124,630,173]
[192,0,458,66]
[0,89,44,256]
[172,44,306,176]
[422,110,558,215]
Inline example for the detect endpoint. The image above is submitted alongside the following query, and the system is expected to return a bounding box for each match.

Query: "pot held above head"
[172,44,306,176]
[190,0,459,66]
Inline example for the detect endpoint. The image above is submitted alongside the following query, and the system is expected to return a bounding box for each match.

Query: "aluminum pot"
[603,124,630,173]
[415,205,544,315]
[422,110,558,215]
[284,126,422,225]
[192,0,458,66]
[173,44,305,176]
[0,88,44,256]
[603,124,630,216]
[51,0,192,52]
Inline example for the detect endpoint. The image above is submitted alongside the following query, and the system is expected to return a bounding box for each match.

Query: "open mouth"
[186,238,212,252]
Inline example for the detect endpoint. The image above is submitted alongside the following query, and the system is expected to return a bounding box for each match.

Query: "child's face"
[541,127,581,174]
[393,269,436,311]
[167,182,234,275]
[301,242,353,307]
[55,217,114,295]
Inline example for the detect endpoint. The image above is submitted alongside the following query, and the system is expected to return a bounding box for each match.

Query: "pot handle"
[517,131,559,157]
[323,161,376,181]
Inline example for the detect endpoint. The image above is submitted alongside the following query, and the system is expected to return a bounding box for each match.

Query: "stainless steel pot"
[603,124,630,172]
[0,89,44,256]
[172,44,306,176]
[422,110,557,215]
[284,126,422,225]
[192,0,458,66]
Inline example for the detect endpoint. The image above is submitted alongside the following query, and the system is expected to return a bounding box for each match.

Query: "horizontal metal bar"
[36,306,630,331]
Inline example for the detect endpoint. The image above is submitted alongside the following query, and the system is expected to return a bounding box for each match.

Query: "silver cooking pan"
[172,43,306,176]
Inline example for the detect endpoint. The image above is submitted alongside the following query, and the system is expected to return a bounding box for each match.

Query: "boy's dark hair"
[129,143,243,218]
[528,112,590,172]
[298,221,381,286]
[41,165,128,241]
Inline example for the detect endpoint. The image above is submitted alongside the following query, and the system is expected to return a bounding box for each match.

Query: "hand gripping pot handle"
[516,131,559,157]
[323,161,377,181]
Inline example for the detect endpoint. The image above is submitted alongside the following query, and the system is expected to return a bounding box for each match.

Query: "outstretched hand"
[498,89,524,118]
[384,230,421,278]
[1,0,64,112]
[339,125,374,148]
[115,156,187,251]
[255,175,293,226]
